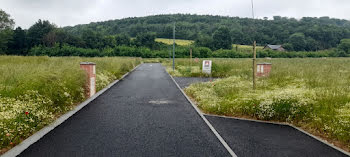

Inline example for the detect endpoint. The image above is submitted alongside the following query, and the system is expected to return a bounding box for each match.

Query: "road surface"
[19,63,230,157]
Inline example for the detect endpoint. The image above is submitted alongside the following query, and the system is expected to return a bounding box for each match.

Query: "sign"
[257,65,264,73]
[202,60,212,74]
[90,77,95,97]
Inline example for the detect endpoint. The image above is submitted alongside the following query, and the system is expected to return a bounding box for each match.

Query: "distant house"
[263,45,285,51]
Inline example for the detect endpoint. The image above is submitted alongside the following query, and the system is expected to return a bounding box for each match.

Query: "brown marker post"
[80,62,96,97]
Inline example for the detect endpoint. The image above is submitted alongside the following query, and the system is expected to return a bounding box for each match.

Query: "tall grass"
[164,58,350,150]
[0,56,141,153]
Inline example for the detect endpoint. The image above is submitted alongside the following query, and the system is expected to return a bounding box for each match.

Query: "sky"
[1,0,350,29]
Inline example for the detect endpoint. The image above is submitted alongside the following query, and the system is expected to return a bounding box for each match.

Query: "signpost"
[251,0,257,90]
[190,48,192,72]
[253,41,257,90]
[202,60,212,74]
[172,22,176,71]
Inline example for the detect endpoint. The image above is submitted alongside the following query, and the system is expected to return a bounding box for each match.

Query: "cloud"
[1,0,349,29]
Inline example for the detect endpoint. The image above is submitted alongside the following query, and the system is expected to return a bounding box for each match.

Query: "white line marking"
[1,64,142,157]
[166,68,237,157]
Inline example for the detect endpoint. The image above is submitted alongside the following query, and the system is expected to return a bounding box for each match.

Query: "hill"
[64,14,350,51]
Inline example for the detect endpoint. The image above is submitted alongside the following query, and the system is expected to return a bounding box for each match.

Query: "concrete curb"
[166,68,237,157]
[204,113,350,156]
[2,64,142,157]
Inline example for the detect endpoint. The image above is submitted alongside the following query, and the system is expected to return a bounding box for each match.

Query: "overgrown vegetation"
[164,58,350,150]
[0,56,141,153]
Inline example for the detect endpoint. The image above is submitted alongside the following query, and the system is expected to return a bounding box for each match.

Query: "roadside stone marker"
[202,60,212,74]
[80,62,96,97]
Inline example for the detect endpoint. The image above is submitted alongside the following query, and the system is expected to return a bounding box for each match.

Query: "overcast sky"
[1,0,350,29]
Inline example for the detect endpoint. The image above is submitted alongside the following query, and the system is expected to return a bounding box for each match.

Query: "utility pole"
[173,22,176,71]
[190,48,192,72]
[169,39,171,60]
[251,0,257,90]
[253,41,257,90]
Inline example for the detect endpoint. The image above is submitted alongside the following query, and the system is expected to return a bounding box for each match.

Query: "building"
[263,45,285,51]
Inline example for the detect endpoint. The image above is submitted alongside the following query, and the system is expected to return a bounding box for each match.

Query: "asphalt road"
[17,63,349,157]
[206,115,348,157]
[19,63,230,157]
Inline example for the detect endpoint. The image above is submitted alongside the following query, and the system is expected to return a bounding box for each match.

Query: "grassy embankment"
[0,56,141,153]
[163,58,350,151]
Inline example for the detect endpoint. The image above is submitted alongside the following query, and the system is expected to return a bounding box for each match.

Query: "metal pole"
[253,41,257,90]
[169,39,171,60]
[251,0,257,90]
[190,48,192,72]
[173,22,176,71]
[251,0,255,19]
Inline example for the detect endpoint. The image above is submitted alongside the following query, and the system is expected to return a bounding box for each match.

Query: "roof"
[257,62,272,65]
[265,45,283,50]
[80,62,96,65]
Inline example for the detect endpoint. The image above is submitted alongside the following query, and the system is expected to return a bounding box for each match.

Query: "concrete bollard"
[80,62,96,97]
[257,62,272,77]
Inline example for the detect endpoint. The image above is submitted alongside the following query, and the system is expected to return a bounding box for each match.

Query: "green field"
[0,56,141,153]
[233,44,264,51]
[163,58,350,150]
[155,38,264,52]
[155,38,194,46]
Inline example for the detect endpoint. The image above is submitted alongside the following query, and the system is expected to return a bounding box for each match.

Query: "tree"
[115,34,131,46]
[195,34,213,49]
[0,9,14,54]
[82,29,104,49]
[212,27,232,50]
[0,9,14,30]
[283,43,294,51]
[102,36,116,48]
[8,27,27,55]
[289,33,306,51]
[337,39,350,54]
[134,32,156,48]
[305,37,319,51]
[0,29,12,54]
[27,20,56,47]
[62,14,350,51]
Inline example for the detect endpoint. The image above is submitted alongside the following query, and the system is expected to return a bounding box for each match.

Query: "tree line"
[1,9,350,58]
[64,14,350,51]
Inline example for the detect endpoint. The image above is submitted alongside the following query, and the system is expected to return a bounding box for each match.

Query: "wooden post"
[190,48,192,72]
[253,41,257,90]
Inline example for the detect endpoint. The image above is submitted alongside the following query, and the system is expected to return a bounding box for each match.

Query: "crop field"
[155,38,264,52]
[163,58,350,150]
[232,44,264,52]
[0,56,141,153]
[155,38,194,46]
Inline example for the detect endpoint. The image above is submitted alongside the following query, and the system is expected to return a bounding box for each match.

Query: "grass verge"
[0,56,141,154]
[164,58,350,152]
